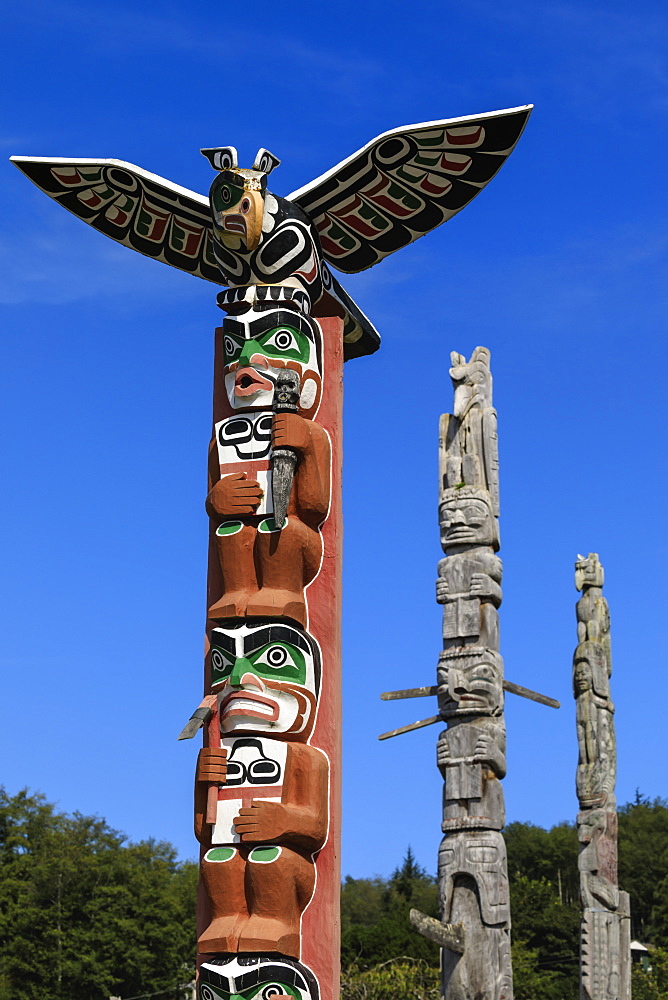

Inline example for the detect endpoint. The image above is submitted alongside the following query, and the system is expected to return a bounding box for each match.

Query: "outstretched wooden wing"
[10,156,223,283]
[287,105,532,274]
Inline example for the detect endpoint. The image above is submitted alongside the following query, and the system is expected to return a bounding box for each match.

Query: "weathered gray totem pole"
[435,346,511,1000]
[380,348,559,1000]
[574,554,631,1000]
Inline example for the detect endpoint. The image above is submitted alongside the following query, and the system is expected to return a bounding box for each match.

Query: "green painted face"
[224,324,312,367]
[212,641,306,688]
[198,955,317,1000]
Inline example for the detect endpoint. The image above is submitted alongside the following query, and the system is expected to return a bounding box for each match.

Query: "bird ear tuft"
[200,146,238,170]
[252,148,281,175]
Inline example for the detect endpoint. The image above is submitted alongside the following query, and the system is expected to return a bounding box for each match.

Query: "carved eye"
[265,646,288,668]
[224,334,240,360]
[266,328,297,352]
[260,986,287,1000]
[220,186,232,204]
[241,197,251,214]
[211,648,234,677]
[473,665,495,682]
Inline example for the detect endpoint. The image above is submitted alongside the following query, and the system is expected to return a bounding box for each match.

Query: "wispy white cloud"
[0,214,208,306]
[6,0,384,97]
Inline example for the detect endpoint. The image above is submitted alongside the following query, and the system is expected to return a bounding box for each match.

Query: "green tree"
[0,788,197,1000]
[618,795,668,943]
[340,847,439,968]
[631,946,668,1000]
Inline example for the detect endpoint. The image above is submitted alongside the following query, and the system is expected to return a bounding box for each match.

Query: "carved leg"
[238,845,316,958]
[208,522,259,620]
[246,517,322,627]
[198,847,248,953]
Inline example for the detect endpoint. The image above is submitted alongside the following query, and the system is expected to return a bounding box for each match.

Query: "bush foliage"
[2,789,667,999]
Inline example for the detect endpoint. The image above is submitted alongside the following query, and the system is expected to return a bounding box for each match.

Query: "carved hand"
[196,747,227,784]
[206,472,263,518]
[436,735,453,770]
[233,800,289,842]
[473,732,494,761]
[273,412,312,454]
[473,733,506,775]
[435,577,449,602]
[469,572,488,595]
[469,572,502,600]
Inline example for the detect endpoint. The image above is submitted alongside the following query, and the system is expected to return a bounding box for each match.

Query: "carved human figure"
[437,648,506,831]
[573,641,615,808]
[436,549,502,648]
[437,719,506,831]
[198,954,320,1000]
[195,623,328,958]
[206,295,331,627]
[573,553,630,1000]
[439,487,500,555]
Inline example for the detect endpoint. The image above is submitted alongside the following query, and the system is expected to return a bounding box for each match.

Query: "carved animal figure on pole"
[573,554,631,1000]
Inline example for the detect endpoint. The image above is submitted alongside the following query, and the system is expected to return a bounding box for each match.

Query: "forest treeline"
[1,788,668,999]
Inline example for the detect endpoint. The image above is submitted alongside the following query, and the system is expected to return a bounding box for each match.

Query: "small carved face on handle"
[439,487,499,551]
[437,648,503,718]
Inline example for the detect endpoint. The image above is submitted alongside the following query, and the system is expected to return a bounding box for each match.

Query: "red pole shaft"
[195,294,343,1000]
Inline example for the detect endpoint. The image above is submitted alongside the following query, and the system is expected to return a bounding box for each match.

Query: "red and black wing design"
[10,156,223,284]
[287,106,532,274]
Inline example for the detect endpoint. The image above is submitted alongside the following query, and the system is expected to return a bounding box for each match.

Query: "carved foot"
[197,915,246,954]
[208,591,252,620]
[245,589,307,628]
[237,916,300,958]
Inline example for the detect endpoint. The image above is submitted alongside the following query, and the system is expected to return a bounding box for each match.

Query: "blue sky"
[2,0,667,879]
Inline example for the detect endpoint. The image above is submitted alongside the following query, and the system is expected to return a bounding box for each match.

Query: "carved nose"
[237,338,267,367]
[239,671,264,690]
[228,656,262,687]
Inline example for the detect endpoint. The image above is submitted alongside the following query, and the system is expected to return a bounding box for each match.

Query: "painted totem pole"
[573,554,631,1000]
[12,105,532,999]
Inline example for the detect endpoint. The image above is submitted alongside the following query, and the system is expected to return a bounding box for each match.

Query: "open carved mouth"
[234,366,275,397]
[223,214,247,235]
[220,690,279,722]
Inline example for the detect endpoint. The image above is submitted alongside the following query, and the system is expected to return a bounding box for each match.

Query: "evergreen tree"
[0,788,197,1000]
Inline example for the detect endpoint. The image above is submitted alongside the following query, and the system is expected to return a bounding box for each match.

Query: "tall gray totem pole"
[573,554,631,1000]
[436,347,511,1000]
[380,346,559,999]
